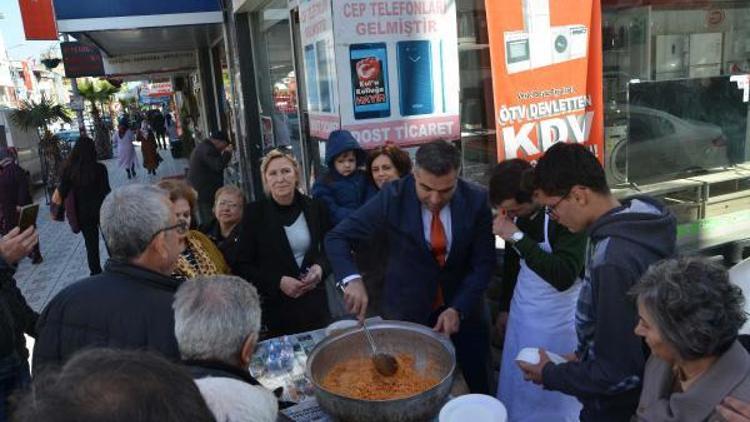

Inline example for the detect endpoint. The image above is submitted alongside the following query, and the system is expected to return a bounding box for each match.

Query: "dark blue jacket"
[33,259,181,375]
[312,130,368,226]
[325,175,495,324]
[542,195,676,422]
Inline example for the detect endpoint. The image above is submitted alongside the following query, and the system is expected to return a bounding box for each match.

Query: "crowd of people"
[112,108,177,180]
[1,129,750,421]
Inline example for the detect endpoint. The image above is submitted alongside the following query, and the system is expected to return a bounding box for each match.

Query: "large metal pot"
[306,320,455,422]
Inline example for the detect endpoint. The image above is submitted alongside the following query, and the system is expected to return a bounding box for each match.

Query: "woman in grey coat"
[632,257,750,422]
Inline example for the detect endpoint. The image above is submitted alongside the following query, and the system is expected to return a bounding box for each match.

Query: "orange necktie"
[430,209,446,309]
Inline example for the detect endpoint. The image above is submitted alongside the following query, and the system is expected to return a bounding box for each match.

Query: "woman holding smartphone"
[58,137,111,275]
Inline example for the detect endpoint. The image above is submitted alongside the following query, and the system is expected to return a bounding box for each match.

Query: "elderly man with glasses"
[33,184,187,375]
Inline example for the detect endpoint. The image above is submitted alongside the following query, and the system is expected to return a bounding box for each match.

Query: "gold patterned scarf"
[172,231,229,280]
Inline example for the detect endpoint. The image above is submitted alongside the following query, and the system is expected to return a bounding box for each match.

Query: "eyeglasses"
[149,221,188,243]
[544,190,571,216]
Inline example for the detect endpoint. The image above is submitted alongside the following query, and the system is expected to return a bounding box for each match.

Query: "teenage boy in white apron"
[489,159,587,422]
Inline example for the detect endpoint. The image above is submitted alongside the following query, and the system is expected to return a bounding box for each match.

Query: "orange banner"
[485,0,603,163]
[18,0,58,41]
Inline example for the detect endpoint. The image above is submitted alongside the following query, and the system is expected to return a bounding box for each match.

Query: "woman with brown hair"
[365,144,412,193]
[236,149,331,337]
[156,179,229,281]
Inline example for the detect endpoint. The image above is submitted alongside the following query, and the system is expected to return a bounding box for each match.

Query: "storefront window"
[250,0,304,164]
[603,1,750,186]
[456,0,496,184]
[600,1,750,252]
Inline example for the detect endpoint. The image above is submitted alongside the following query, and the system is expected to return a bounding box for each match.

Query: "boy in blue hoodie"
[517,142,676,422]
[312,130,368,226]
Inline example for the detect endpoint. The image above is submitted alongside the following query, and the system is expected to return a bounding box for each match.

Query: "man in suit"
[325,140,495,393]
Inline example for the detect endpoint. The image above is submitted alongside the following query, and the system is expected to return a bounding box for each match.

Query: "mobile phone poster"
[299,0,460,148]
[485,0,604,163]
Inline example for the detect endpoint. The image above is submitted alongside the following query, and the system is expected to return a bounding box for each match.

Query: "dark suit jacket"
[33,259,181,375]
[325,175,494,325]
[235,193,332,337]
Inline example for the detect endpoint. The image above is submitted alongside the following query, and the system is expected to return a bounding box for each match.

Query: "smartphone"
[303,44,320,113]
[350,43,391,120]
[316,39,332,113]
[397,40,434,116]
[18,203,39,232]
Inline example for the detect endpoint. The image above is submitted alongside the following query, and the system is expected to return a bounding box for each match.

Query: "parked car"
[54,130,80,146]
[54,130,81,160]
[609,105,729,184]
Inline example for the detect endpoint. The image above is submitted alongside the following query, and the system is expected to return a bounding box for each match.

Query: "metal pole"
[63,34,87,136]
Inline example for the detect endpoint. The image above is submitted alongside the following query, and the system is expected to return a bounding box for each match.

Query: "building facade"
[224,0,750,257]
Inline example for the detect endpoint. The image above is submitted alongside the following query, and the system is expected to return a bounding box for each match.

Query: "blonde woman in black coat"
[236,149,331,338]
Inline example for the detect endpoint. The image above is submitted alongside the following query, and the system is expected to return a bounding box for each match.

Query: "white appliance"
[688,33,722,78]
[654,33,723,80]
[504,0,589,74]
[654,34,687,80]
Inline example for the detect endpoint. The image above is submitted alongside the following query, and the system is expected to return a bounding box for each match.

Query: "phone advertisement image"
[334,0,460,147]
[295,0,460,146]
[350,43,390,120]
[397,40,434,116]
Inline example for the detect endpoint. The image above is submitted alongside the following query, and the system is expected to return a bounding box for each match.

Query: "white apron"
[497,214,582,422]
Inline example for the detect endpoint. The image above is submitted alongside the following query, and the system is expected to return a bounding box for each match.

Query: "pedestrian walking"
[150,109,167,149]
[165,112,178,147]
[113,120,138,179]
[57,137,111,275]
[187,131,233,225]
[139,121,160,176]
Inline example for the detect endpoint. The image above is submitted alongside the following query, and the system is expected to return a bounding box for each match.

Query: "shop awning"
[53,0,223,57]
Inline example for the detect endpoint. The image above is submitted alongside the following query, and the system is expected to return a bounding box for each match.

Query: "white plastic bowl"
[439,394,507,422]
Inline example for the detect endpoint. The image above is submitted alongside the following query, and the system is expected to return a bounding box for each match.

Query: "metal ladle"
[362,320,399,376]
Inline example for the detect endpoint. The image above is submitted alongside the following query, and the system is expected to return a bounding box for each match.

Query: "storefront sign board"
[485,0,604,162]
[332,0,460,147]
[61,42,105,78]
[299,0,460,147]
[102,51,197,78]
